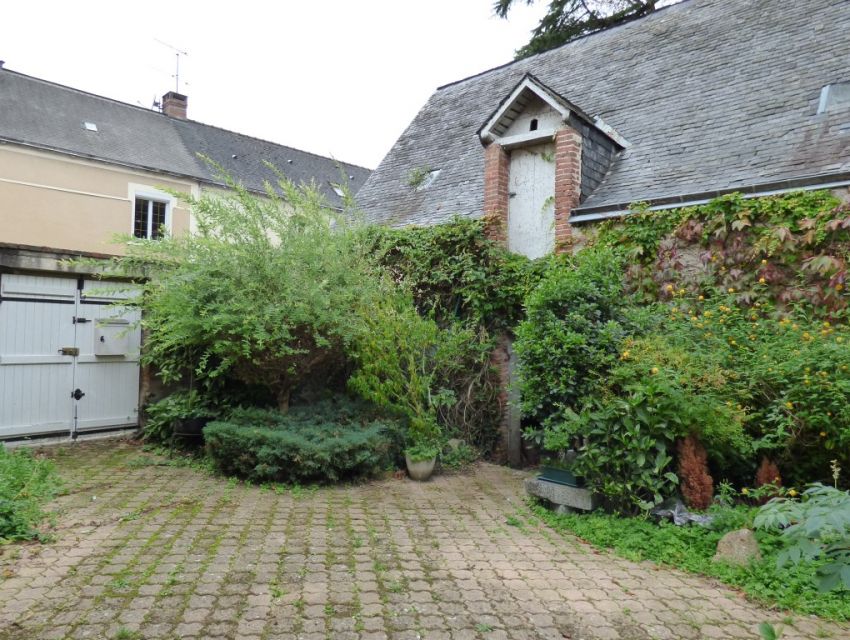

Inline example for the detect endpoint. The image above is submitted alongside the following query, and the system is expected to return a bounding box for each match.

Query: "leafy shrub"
[349,293,474,449]
[756,483,850,592]
[143,390,214,443]
[646,292,850,486]
[102,164,384,412]
[203,397,402,483]
[0,446,62,541]
[515,248,630,432]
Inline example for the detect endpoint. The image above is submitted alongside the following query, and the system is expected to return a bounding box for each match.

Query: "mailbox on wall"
[94,318,130,356]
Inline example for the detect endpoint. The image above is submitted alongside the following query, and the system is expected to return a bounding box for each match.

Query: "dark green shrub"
[0,446,62,541]
[143,390,214,443]
[203,398,402,483]
[515,248,631,433]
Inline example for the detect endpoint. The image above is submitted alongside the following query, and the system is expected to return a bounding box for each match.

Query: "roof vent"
[817,82,850,114]
[83,122,98,132]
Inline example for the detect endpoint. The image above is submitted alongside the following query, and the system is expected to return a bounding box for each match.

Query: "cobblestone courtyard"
[0,441,846,640]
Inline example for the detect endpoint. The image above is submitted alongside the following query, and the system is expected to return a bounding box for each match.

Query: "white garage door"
[0,273,141,440]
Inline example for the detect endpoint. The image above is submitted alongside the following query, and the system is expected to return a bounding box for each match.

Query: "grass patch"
[0,446,62,542]
[531,503,850,621]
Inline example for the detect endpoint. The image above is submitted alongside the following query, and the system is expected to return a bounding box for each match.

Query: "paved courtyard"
[0,440,846,640]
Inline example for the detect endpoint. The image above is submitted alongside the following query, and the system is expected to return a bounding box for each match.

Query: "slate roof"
[358,0,850,226]
[0,69,371,207]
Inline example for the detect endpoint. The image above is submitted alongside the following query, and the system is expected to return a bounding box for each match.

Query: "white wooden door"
[74,279,141,433]
[507,143,556,259]
[0,274,76,437]
[0,273,141,439]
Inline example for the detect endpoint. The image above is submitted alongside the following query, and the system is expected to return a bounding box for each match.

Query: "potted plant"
[405,439,439,481]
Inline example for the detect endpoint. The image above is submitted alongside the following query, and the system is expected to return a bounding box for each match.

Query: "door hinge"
[58,347,80,356]
[73,317,89,324]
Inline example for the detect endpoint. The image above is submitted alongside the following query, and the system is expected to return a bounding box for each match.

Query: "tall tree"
[496,0,661,59]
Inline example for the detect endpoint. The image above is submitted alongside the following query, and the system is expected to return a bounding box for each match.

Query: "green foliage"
[440,441,480,471]
[756,484,850,592]
[203,397,402,483]
[0,446,62,542]
[143,390,214,443]
[643,293,850,485]
[515,248,630,431]
[532,502,850,621]
[596,190,848,315]
[349,292,484,449]
[404,441,439,462]
[369,217,539,331]
[369,218,542,453]
[495,0,661,59]
[102,163,383,412]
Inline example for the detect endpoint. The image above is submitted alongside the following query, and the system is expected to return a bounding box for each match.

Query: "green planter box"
[538,465,584,488]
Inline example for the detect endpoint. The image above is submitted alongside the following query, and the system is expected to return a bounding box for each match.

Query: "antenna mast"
[154,38,189,93]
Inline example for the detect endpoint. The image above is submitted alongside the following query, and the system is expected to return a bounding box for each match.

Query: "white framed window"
[128,184,174,240]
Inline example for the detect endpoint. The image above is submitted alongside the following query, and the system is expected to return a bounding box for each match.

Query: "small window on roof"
[417,169,441,191]
[818,82,850,114]
[83,122,98,132]
[332,185,345,198]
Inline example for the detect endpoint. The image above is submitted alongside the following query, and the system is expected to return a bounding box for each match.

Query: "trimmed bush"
[0,446,62,541]
[203,398,402,483]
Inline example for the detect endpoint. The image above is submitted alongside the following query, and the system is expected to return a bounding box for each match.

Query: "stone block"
[524,477,598,511]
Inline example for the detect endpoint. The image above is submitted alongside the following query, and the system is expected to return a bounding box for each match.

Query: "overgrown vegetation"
[104,164,383,414]
[368,219,545,452]
[518,191,849,513]
[0,446,62,542]
[530,501,850,621]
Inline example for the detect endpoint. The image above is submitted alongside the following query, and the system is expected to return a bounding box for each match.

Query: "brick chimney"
[162,91,188,119]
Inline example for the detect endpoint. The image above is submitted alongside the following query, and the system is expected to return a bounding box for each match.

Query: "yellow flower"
[666,284,674,292]
[621,350,630,359]
[728,287,735,293]
[820,431,828,437]
[742,488,750,495]
[837,284,844,291]
[788,489,798,497]
[792,324,799,331]
[805,367,811,373]
[678,288,686,295]
[698,295,705,301]
[761,259,767,265]
[824,321,831,328]
[651,367,659,375]
[785,401,793,409]
[759,277,766,284]
[838,337,845,343]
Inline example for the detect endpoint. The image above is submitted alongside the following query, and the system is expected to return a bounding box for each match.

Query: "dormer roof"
[478,73,627,149]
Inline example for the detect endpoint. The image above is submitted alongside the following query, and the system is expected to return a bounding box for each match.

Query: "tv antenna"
[154,38,188,93]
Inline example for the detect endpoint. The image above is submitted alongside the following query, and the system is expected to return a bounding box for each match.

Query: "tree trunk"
[277,388,291,414]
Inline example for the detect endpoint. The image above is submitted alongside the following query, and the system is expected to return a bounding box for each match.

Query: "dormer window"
[530,118,539,132]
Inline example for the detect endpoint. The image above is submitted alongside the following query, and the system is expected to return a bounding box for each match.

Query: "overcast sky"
[2,1,548,169]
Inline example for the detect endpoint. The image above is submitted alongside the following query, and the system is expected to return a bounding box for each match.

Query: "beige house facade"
[0,66,370,442]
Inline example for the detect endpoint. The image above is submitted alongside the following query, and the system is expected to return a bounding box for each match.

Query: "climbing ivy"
[369,217,546,332]
[594,191,849,316]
